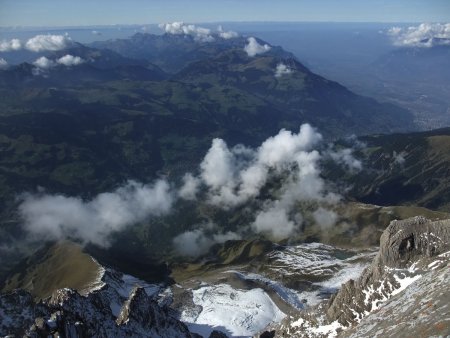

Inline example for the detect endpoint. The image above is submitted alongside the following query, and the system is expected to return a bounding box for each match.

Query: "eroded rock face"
[0,289,41,336]
[262,216,450,337]
[0,273,199,338]
[326,216,450,327]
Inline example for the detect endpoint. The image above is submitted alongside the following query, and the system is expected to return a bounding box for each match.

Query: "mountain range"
[0,31,449,338]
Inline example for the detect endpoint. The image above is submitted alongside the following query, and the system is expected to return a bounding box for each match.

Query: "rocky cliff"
[262,216,450,337]
[0,268,200,338]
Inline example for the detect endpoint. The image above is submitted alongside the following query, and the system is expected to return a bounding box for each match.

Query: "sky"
[0,0,449,27]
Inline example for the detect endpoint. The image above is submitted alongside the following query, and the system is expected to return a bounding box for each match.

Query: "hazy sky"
[1,0,449,27]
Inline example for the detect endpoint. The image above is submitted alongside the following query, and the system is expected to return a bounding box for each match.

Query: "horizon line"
[0,20,432,30]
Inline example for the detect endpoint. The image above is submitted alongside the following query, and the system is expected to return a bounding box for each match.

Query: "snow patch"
[181,283,285,338]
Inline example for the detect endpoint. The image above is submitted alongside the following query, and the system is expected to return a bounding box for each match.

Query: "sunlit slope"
[1,241,103,300]
[350,128,450,211]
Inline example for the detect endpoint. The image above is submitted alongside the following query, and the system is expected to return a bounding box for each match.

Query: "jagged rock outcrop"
[115,286,196,337]
[0,275,200,337]
[339,262,450,337]
[0,289,39,336]
[326,216,450,326]
[261,216,450,337]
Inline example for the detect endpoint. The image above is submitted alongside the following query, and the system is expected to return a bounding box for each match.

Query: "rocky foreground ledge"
[261,216,450,337]
[0,267,231,338]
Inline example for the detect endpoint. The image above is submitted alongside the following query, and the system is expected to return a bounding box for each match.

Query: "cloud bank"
[244,37,271,57]
[179,124,343,241]
[388,23,450,48]
[19,180,174,247]
[159,22,239,42]
[0,34,71,53]
[19,124,360,254]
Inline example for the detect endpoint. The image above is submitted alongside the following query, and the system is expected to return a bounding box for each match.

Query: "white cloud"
[32,55,84,73]
[173,229,211,257]
[312,207,338,230]
[159,22,215,42]
[393,151,406,165]
[18,123,358,250]
[244,37,271,57]
[19,180,174,247]
[0,58,8,70]
[217,25,239,39]
[179,173,201,200]
[275,63,292,78]
[195,124,328,211]
[252,207,295,240]
[257,124,322,167]
[56,54,85,66]
[25,34,71,52]
[200,138,235,190]
[327,148,362,172]
[173,227,241,257]
[388,23,450,48]
[32,56,56,69]
[0,38,22,52]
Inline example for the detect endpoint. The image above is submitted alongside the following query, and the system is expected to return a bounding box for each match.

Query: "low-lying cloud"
[173,225,241,257]
[388,23,450,48]
[19,180,174,247]
[179,124,342,241]
[244,37,271,57]
[18,124,361,254]
[275,63,292,78]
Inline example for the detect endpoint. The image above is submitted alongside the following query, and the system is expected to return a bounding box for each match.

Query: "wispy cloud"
[0,58,8,70]
[244,37,271,57]
[19,180,174,247]
[217,25,239,39]
[275,63,292,78]
[19,124,361,254]
[173,225,240,257]
[388,23,450,48]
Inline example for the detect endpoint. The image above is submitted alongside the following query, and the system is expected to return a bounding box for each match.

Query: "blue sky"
[1,0,449,27]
